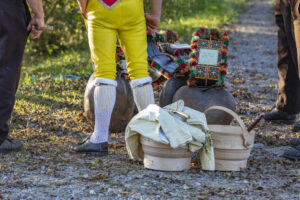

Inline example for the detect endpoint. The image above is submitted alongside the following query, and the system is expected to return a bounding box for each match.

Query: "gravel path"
[1,0,299,199]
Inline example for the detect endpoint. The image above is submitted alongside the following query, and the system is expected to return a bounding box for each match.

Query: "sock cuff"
[94,78,118,87]
[130,77,152,88]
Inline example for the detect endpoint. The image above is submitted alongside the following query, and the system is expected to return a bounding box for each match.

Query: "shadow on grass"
[23,48,93,77]
[19,93,83,111]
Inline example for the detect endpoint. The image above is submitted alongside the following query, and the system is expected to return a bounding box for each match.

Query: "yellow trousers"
[86,0,149,80]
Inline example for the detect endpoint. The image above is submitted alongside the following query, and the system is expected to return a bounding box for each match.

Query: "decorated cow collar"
[99,0,121,9]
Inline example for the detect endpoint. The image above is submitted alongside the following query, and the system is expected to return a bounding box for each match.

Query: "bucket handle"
[204,106,252,148]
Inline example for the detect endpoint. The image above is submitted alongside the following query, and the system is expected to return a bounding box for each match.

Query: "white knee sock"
[131,77,155,111]
[89,78,117,144]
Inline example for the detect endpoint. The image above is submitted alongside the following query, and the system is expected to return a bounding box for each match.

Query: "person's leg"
[118,23,155,111]
[90,79,117,144]
[130,77,155,111]
[73,0,118,153]
[74,79,117,154]
[290,0,300,78]
[0,0,28,150]
[277,0,300,114]
[118,2,155,111]
[265,0,300,123]
[88,26,118,145]
[290,0,300,131]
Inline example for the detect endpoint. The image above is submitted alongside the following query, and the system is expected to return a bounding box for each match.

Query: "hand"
[27,16,45,39]
[145,13,160,32]
[77,0,88,19]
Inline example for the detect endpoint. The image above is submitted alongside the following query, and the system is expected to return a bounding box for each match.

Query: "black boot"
[283,138,300,160]
[283,149,300,160]
[0,139,23,153]
[292,123,300,132]
[264,110,296,124]
[290,138,300,147]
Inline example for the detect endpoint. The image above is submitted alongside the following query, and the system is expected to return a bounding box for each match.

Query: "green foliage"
[25,0,247,59]
[25,0,87,57]
[145,0,248,41]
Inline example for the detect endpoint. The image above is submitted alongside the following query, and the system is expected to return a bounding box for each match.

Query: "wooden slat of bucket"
[204,106,255,148]
[204,106,255,171]
[141,137,191,158]
[209,125,253,149]
[141,136,192,171]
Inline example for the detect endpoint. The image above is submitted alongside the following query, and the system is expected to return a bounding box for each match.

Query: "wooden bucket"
[140,136,192,171]
[204,106,255,171]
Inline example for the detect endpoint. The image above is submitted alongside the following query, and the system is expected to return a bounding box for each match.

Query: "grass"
[23,48,92,77]
[157,0,249,41]
[11,0,249,152]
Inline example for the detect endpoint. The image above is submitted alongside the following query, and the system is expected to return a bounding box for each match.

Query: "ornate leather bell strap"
[99,0,121,9]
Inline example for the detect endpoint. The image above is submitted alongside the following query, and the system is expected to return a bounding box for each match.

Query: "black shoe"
[0,139,23,153]
[283,149,300,160]
[72,137,108,156]
[290,138,300,147]
[264,110,296,124]
[292,123,300,132]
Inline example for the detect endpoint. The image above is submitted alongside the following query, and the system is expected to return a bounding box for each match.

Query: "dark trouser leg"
[275,0,300,115]
[291,0,300,78]
[0,1,29,145]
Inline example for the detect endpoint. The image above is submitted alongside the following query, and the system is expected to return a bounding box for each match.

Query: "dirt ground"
[0,0,299,199]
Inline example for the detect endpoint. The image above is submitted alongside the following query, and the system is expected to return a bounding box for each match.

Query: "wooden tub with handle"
[204,106,255,171]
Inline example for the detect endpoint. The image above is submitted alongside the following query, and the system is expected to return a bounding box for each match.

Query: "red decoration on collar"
[102,0,118,7]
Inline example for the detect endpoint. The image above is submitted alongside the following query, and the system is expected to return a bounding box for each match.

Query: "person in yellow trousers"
[73,0,162,155]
